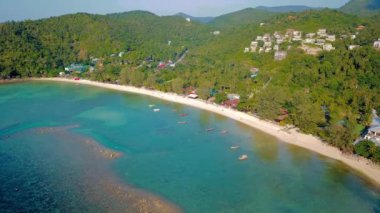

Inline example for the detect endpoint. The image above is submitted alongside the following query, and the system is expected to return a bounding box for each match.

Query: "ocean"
[0,81,379,212]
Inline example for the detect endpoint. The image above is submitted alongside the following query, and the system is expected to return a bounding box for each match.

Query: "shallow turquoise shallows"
[0,81,379,212]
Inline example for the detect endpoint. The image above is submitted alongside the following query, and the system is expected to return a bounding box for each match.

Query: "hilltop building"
[374,39,380,49]
[274,51,287,61]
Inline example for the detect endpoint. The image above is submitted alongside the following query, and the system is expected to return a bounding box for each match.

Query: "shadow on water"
[0,125,181,212]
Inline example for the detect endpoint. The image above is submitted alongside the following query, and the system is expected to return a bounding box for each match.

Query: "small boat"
[220,130,228,134]
[238,154,248,160]
[179,113,188,117]
[177,121,187,124]
[153,108,160,112]
[206,128,214,132]
[230,146,240,150]
[148,104,155,108]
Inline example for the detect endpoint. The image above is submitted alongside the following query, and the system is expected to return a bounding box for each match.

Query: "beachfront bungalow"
[188,94,198,99]
[224,99,239,109]
[364,126,380,146]
[65,64,88,73]
[227,94,240,100]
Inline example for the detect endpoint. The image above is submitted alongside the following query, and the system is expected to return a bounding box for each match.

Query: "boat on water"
[179,113,188,117]
[230,146,240,150]
[220,130,228,134]
[238,154,248,160]
[148,104,155,108]
[177,121,187,124]
[153,108,160,112]
[206,128,214,132]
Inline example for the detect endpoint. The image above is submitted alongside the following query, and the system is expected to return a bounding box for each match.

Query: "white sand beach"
[35,77,380,186]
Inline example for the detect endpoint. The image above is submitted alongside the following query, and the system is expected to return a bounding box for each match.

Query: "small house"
[274,51,287,61]
[306,33,315,38]
[256,36,263,41]
[276,38,285,44]
[263,34,272,42]
[274,44,279,51]
[326,35,336,42]
[364,126,380,145]
[292,31,302,41]
[227,93,240,100]
[316,39,325,46]
[213,31,220,36]
[263,41,272,48]
[250,68,259,78]
[244,47,250,53]
[317,29,327,37]
[349,45,359,50]
[158,62,166,69]
[374,39,380,49]
[356,25,365,31]
[186,17,191,22]
[323,43,335,51]
[304,38,315,44]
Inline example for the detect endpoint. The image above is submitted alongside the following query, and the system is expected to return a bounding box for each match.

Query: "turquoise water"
[1,81,380,212]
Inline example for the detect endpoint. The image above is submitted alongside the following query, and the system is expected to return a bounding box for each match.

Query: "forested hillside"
[1,9,380,161]
[340,0,380,16]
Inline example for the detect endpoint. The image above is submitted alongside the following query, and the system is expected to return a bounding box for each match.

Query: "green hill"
[208,8,276,29]
[0,11,210,78]
[340,0,380,16]
[174,12,214,23]
[256,5,322,13]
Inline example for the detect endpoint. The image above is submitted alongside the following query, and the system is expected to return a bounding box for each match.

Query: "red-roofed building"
[223,99,240,109]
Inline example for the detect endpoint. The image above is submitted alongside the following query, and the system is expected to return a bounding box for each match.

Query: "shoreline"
[28,77,380,187]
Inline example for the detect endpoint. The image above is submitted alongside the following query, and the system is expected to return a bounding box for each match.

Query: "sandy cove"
[34,77,380,186]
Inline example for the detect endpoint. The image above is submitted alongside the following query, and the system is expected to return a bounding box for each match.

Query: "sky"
[0,0,350,22]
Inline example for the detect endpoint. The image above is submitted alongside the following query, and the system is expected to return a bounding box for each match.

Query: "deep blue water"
[1,81,380,212]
